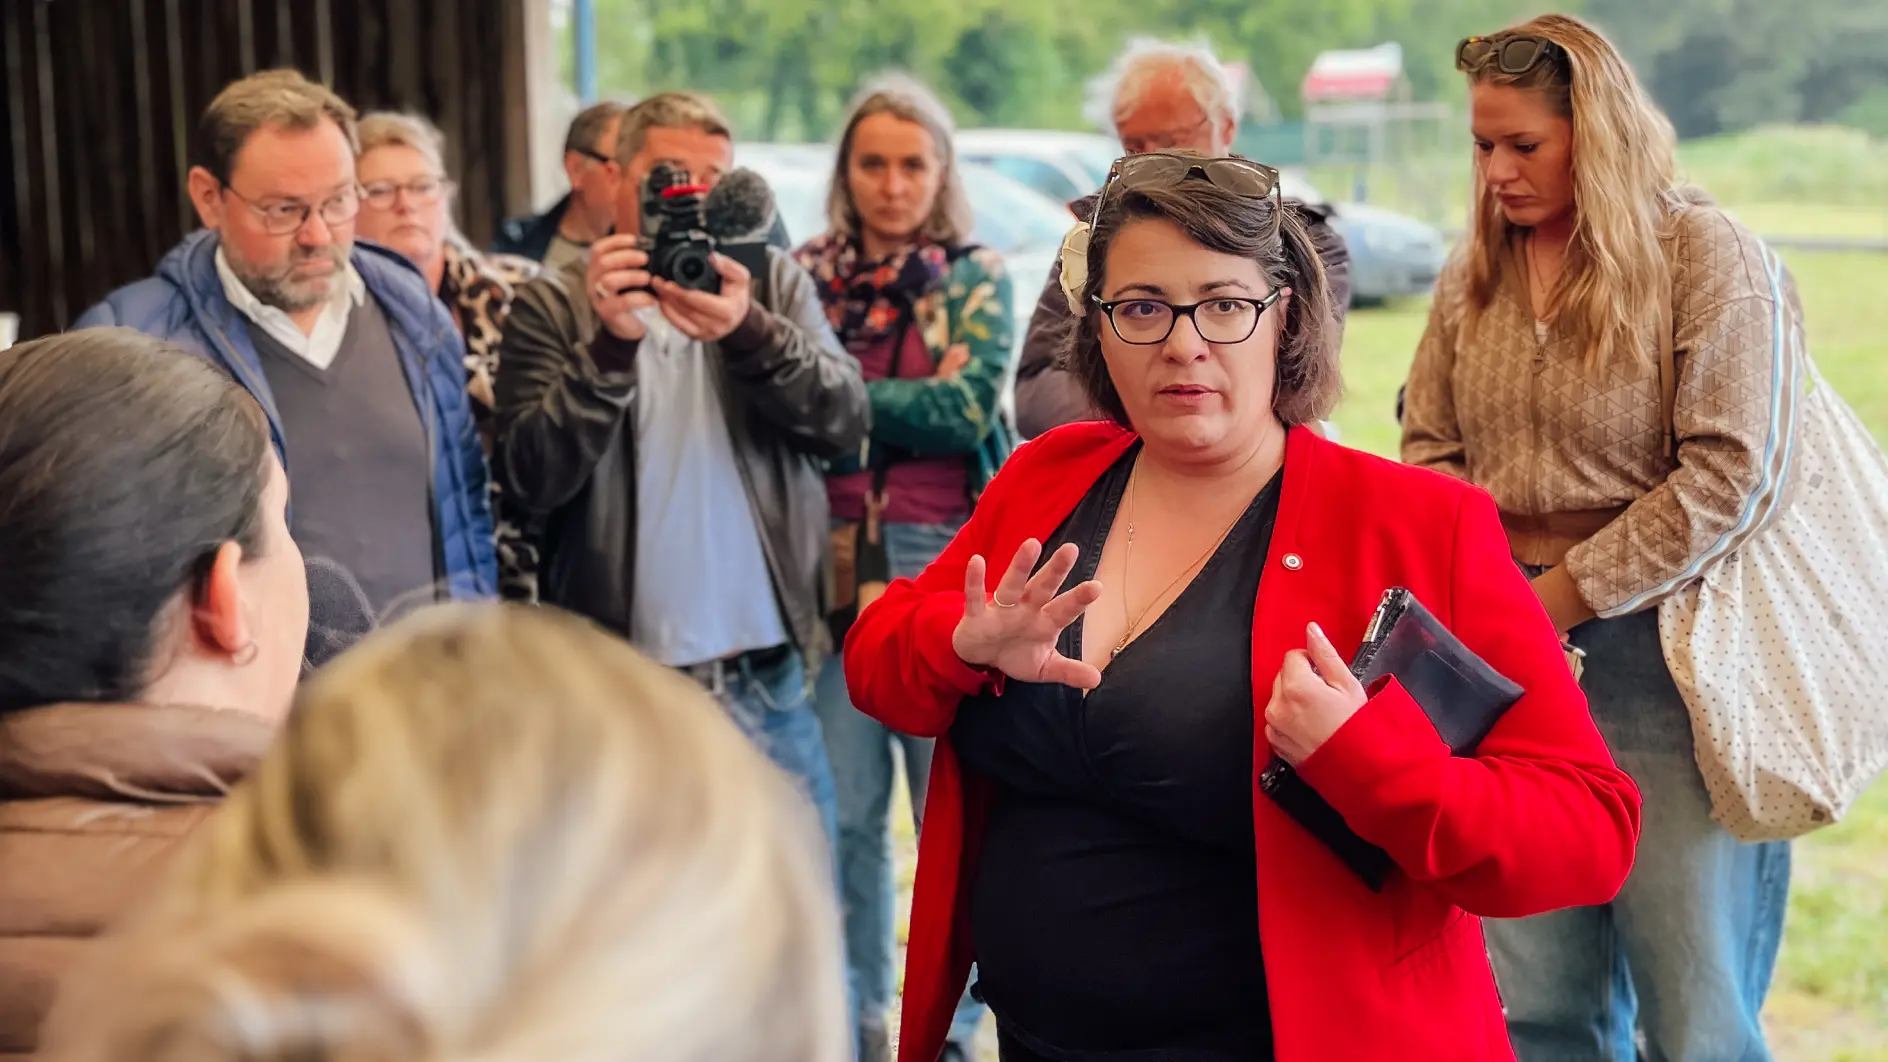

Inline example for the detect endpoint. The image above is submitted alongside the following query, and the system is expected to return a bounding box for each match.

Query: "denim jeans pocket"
[1571,609,1694,754]
[883,519,966,581]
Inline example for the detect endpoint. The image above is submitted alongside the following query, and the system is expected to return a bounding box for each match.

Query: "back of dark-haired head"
[0,328,272,714]
[1064,163,1341,428]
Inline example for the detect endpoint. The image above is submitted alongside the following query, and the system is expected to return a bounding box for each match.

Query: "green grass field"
[900,236,1888,1062]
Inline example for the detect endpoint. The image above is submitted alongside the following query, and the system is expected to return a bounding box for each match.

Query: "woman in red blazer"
[844,153,1642,1062]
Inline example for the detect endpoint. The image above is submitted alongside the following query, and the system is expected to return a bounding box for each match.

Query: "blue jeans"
[817,519,986,1050]
[1483,607,1790,1062]
[709,645,840,859]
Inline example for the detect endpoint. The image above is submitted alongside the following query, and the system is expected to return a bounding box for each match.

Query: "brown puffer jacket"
[0,702,272,1059]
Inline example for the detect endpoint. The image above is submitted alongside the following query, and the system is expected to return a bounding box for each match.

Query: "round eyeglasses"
[222,182,362,236]
[1092,288,1287,346]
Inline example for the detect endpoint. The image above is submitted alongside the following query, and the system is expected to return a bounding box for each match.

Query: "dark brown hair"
[196,69,360,184]
[1063,166,1341,428]
[0,328,272,713]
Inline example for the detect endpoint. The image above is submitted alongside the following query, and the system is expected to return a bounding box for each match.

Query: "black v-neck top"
[951,444,1281,1061]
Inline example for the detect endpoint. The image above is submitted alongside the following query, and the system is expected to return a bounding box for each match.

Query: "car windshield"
[960,165,1075,254]
[1067,144,1121,189]
[744,161,828,248]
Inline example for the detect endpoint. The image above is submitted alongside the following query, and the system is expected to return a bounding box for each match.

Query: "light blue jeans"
[817,519,986,1052]
[1483,607,1791,1062]
[708,645,840,858]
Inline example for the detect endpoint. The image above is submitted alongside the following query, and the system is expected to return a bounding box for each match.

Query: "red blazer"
[844,422,1642,1062]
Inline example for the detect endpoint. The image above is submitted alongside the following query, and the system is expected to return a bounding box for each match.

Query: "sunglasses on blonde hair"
[1456,34,1564,76]
[1100,153,1284,236]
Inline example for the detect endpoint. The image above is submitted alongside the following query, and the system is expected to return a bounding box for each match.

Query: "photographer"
[494,92,869,848]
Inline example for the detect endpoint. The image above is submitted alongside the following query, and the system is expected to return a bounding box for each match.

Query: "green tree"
[580,0,1886,143]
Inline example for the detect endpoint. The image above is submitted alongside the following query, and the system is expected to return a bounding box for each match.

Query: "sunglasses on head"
[1456,34,1563,76]
[1100,153,1284,235]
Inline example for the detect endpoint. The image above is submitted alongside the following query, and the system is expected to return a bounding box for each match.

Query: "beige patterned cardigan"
[1401,202,1803,622]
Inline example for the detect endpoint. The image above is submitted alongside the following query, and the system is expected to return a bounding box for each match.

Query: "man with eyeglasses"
[492,101,628,271]
[1013,37,1352,440]
[76,69,497,631]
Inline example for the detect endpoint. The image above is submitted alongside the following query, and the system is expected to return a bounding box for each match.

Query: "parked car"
[955,128,1449,302]
[956,129,1120,206]
[1287,172,1450,305]
[735,143,1075,428]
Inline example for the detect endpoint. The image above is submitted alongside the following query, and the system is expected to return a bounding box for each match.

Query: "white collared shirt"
[215,246,367,370]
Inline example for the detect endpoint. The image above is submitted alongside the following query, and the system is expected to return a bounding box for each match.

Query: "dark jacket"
[1012,193,1354,440]
[74,231,498,599]
[0,702,273,1060]
[493,250,870,658]
[491,193,572,263]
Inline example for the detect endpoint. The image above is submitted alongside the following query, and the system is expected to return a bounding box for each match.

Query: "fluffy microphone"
[703,167,776,242]
[302,555,378,673]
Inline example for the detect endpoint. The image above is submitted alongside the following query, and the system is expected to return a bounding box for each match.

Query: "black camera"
[638,162,722,294]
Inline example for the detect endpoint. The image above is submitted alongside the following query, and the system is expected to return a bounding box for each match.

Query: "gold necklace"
[1526,232,1557,319]
[1114,463,1250,659]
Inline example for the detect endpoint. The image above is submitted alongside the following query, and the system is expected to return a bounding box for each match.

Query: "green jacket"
[832,246,1015,496]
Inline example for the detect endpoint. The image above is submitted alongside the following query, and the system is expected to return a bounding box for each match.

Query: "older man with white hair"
[1013,37,1352,439]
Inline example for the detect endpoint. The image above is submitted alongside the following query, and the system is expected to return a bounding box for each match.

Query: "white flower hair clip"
[1058,221,1092,317]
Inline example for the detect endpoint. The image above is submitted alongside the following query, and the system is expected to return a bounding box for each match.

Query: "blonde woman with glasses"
[356,112,542,602]
[1402,14,1801,1061]
[42,604,849,1062]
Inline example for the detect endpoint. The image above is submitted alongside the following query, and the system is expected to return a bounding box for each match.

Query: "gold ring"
[593,281,612,301]
[992,597,1020,609]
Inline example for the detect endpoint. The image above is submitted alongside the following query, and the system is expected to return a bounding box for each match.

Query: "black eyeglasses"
[221,182,362,236]
[572,146,616,167]
[1456,34,1563,75]
[1093,289,1287,346]
[1099,153,1284,235]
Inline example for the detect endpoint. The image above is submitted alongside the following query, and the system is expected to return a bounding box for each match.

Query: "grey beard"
[230,244,349,314]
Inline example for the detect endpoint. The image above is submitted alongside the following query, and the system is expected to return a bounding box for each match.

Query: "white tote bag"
[1657,251,1888,841]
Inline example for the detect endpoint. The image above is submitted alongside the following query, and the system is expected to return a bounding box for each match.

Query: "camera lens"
[673,248,711,286]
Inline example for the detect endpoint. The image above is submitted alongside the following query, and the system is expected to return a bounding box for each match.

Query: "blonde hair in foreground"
[43,603,849,1062]
[1464,13,1679,372]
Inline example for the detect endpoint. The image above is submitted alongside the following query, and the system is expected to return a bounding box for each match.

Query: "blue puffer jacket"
[75,230,498,600]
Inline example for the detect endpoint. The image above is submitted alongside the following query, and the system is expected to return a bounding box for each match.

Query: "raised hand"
[952,538,1104,690]
[1264,622,1369,766]
[586,235,655,342]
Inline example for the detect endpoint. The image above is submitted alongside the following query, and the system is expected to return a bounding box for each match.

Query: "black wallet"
[1258,587,1525,890]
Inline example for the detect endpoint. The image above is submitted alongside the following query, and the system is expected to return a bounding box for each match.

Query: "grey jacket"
[1013,194,1353,439]
[493,249,869,658]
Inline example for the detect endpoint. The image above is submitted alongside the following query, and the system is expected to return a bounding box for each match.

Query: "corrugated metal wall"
[1,0,534,340]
